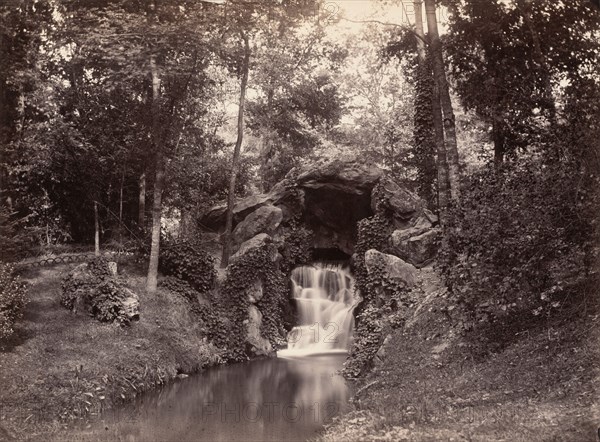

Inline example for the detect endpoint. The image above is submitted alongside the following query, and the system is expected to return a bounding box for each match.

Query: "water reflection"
[65,355,351,442]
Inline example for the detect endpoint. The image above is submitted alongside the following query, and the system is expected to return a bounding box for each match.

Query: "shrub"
[0,262,28,340]
[159,240,216,293]
[61,257,137,325]
[438,160,598,345]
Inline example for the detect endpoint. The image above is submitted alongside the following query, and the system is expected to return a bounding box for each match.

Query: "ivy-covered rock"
[230,233,275,263]
[365,249,417,288]
[231,205,283,253]
[246,305,273,355]
[61,258,139,324]
[220,241,289,361]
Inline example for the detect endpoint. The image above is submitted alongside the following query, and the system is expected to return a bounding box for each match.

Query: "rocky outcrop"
[230,233,278,263]
[200,157,442,261]
[372,177,424,228]
[245,305,273,356]
[295,159,383,194]
[365,249,418,287]
[231,205,283,253]
[390,227,441,267]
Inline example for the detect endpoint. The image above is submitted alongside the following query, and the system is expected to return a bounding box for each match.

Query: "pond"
[63,354,352,442]
[61,263,357,441]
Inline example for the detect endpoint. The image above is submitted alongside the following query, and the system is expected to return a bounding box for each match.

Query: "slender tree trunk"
[425,0,461,203]
[432,71,449,224]
[492,119,506,168]
[118,171,124,243]
[413,0,440,211]
[221,32,251,268]
[138,172,146,231]
[94,201,100,256]
[15,88,25,134]
[146,53,164,293]
[414,1,427,62]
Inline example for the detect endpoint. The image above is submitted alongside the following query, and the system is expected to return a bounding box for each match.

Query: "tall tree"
[424,0,461,202]
[413,0,446,214]
[221,32,250,268]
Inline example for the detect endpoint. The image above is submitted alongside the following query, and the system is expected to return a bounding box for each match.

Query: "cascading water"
[277,264,359,358]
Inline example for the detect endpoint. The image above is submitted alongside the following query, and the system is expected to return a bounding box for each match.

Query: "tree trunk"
[413,0,440,211]
[145,53,164,293]
[492,119,506,168]
[432,70,449,224]
[221,32,251,268]
[118,171,124,243]
[424,0,461,203]
[94,201,100,256]
[138,172,146,231]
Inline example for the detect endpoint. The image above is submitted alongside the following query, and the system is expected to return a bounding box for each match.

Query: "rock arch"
[199,157,440,267]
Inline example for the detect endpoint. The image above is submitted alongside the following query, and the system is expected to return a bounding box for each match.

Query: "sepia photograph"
[0,0,598,440]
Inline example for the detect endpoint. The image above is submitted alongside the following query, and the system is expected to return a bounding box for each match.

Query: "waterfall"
[277,264,359,358]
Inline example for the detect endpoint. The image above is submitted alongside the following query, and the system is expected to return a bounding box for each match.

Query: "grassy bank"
[321,267,599,441]
[0,262,224,441]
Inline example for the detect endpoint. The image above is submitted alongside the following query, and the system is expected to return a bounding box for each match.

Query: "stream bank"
[319,266,599,441]
[0,263,226,440]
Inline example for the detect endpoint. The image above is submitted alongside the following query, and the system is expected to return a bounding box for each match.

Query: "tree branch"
[339,17,428,45]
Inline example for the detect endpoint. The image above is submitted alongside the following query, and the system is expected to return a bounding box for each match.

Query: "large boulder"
[365,249,418,287]
[246,305,273,356]
[390,227,441,267]
[372,177,424,227]
[230,233,278,264]
[231,205,283,253]
[200,157,440,258]
[200,180,299,231]
[295,158,383,195]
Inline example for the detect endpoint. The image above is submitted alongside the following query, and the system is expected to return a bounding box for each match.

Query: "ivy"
[216,221,313,362]
[277,218,314,273]
[61,257,136,325]
[159,240,216,294]
[344,213,398,378]
[218,242,285,361]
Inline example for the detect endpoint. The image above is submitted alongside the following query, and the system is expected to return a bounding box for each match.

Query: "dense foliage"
[0,263,28,340]
[159,240,216,293]
[276,218,314,273]
[439,158,599,350]
[61,257,136,325]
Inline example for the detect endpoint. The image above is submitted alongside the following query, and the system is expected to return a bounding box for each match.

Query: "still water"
[66,354,351,442]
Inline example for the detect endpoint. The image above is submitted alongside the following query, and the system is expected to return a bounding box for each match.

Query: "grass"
[320,267,599,441]
[0,261,224,441]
